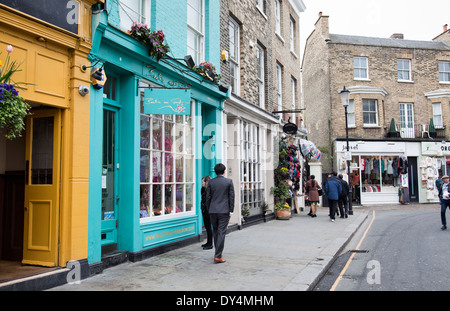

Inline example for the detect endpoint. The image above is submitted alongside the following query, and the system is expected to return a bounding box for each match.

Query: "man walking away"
[206,163,235,263]
[338,174,350,218]
[325,172,342,222]
[438,175,450,230]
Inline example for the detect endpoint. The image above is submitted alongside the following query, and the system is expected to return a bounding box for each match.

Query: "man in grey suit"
[206,163,235,263]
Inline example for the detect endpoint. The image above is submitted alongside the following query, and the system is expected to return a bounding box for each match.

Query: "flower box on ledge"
[128,22,170,61]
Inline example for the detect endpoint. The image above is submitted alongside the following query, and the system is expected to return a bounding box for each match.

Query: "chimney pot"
[390,33,404,39]
[444,24,448,32]
[318,11,322,17]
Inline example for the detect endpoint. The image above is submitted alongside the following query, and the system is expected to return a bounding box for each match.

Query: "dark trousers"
[329,199,338,220]
[338,194,348,217]
[201,208,213,246]
[210,213,230,258]
[440,199,450,226]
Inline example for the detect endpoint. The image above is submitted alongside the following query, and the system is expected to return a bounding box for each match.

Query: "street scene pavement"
[50,207,369,291]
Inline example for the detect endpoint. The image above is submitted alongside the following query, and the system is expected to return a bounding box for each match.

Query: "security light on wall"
[184,55,195,69]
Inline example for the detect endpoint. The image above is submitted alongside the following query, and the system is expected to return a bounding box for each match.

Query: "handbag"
[318,188,323,196]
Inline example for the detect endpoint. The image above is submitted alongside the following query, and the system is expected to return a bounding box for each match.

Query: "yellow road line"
[330,210,376,291]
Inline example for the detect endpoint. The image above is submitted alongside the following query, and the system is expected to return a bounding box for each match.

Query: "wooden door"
[23,109,61,267]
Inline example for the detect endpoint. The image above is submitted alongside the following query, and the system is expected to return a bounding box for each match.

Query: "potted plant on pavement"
[274,202,291,220]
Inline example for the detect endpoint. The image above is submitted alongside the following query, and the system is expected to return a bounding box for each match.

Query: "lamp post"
[339,86,353,215]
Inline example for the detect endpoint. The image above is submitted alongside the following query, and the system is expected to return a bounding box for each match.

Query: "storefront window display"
[360,155,401,193]
[139,87,195,220]
[240,121,263,216]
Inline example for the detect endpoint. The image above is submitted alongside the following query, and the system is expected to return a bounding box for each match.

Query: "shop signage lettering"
[422,142,450,156]
[341,144,359,152]
[143,225,195,247]
[144,88,191,115]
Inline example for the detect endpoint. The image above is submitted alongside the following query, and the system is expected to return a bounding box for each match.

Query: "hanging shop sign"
[283,121,298,134]
[144,88,191,115]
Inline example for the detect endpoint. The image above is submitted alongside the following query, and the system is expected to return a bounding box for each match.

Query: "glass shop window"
[360,156,401,193]
[139,84,195,220]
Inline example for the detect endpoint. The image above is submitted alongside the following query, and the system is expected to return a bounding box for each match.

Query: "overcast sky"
[299,0,450,57]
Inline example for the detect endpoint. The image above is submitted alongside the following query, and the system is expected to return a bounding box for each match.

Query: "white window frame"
[398,59,412,82]
[240,121,263,216]
[399,103,414,138]
[276,63,282,111]
[229,17,240,95]
[257,44,265,108]
[439,61,450,83]
[354,56,369,80]
[256,0,264,13]
[433,102,443,128]
[119,0,151,32]
[291,77,296,121]
[347,99,355,127]
[274,0,281,36]
[187,0,205,65]
[362,99,378,126]
[290,17,295,53]
[139,82,196,222]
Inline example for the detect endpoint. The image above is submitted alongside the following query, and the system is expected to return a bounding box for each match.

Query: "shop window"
[360,156,401,193]
[139,85,195,220]
[240,122,263,216]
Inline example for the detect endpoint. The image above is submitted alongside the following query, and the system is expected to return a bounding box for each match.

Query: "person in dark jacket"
[325,172,342,222]
[338,174,350,218]
[201,176,212,249]
[206,163,235,263]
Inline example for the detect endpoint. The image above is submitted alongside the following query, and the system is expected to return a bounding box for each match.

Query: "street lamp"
[339,86,353,215]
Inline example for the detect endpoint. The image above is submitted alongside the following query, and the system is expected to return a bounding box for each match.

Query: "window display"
[240,121,263,216]
[360,155,401,193]
[139,84,195,220]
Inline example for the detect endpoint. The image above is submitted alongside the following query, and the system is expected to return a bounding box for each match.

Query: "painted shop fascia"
[88,9,227,266]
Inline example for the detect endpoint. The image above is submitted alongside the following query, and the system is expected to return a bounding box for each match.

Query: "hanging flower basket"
[0,45,31,140]
[128,22,170,61]
[193,61,221,84]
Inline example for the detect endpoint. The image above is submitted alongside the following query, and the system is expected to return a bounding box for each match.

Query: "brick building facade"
[220,0,305,221]
[302,14,450,205]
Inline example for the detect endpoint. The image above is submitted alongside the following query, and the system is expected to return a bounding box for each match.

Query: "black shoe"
[203,245,213,250]
[442,225,447,230]
[345,214,348,218]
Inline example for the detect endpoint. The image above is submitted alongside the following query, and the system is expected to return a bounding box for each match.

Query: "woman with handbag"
[305,175,321,217]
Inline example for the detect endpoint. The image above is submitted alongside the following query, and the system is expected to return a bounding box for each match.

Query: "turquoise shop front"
[87,19,226,266]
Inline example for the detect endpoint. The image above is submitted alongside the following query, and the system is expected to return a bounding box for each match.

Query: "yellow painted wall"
[0,1,97,266]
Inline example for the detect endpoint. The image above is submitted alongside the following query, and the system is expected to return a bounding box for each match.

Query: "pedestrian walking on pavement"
[305,175,320,217]
[437,175,450,230]
[325,172,342,222]
[338,174,350,218]
[206,163,235,263]
[201,176,213,250]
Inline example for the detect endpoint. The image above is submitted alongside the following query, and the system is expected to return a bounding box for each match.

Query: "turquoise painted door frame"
[101,106,120,252]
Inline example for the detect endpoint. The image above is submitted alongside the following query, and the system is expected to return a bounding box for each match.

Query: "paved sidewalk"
[50,208,369,291]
